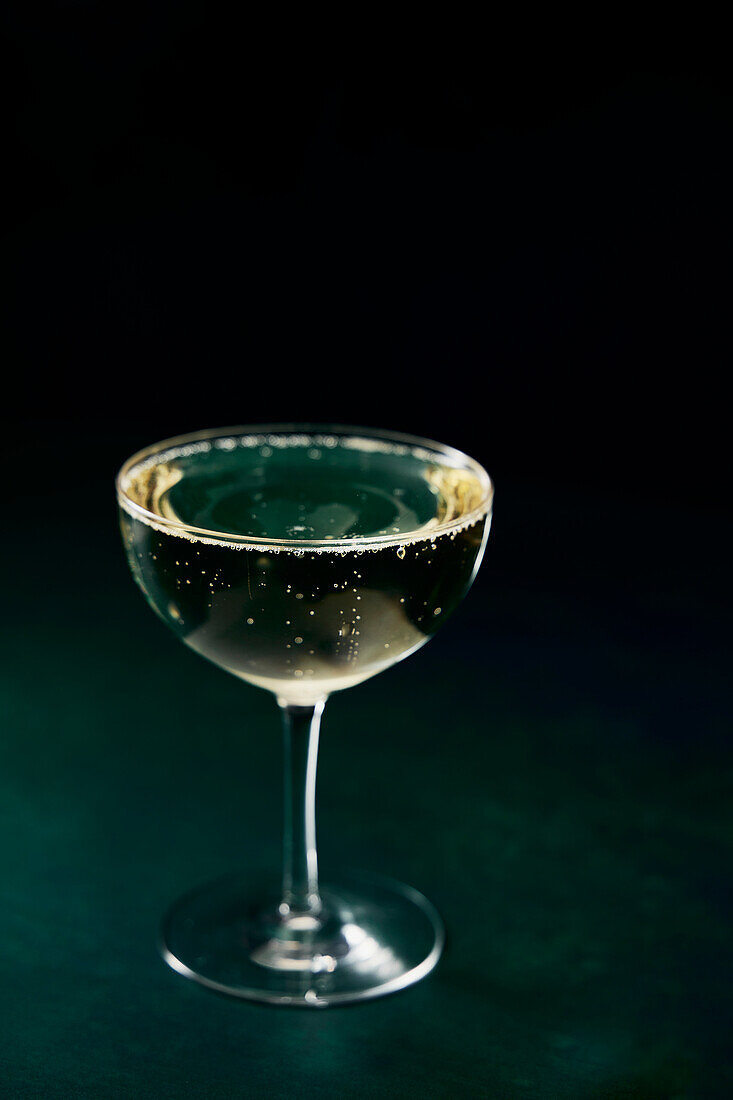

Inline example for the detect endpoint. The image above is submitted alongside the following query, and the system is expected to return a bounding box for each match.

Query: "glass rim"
[116,422,494,551]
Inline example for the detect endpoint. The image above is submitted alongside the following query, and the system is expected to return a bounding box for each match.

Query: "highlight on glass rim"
[117,424,493,1006]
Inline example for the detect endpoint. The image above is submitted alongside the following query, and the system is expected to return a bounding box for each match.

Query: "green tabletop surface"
[2,483,731,1098]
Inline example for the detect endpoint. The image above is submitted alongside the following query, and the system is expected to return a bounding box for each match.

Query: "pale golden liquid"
[119,433,490,704]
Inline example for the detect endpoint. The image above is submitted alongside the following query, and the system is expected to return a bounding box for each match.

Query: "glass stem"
[278,699,324,917]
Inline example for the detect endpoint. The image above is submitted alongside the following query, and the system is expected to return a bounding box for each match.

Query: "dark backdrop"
[4,12,729,508]
[2,11,731,1098]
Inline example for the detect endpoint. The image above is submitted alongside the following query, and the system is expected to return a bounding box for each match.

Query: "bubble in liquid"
[294,670,304,678]
[433,607,442,616]
[396,546,406,560]
[295,593,304,599]
[309,610,315,616]
[294,637,304,645]
[247,617,254,625]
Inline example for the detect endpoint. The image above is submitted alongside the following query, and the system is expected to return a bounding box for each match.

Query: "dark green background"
[4,12,731,1095]
[2,481,730,1098]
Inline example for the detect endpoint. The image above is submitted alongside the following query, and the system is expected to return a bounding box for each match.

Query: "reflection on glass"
[117,425,492,1006]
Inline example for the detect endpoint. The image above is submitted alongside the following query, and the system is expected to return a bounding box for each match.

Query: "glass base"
[160,871,444,1006]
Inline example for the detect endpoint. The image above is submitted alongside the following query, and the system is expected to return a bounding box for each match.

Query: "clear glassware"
[116,425,493,1006]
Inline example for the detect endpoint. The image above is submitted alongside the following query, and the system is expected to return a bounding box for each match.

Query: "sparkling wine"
[118,430,492,704]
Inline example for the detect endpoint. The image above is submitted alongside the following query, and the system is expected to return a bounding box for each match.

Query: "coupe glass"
[116,425,493,1006]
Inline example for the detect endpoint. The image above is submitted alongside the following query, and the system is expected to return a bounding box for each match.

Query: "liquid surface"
[119,432,491,704]
[122,432,486,546]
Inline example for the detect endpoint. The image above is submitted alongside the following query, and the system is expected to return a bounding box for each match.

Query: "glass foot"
[160,871,444,1006]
